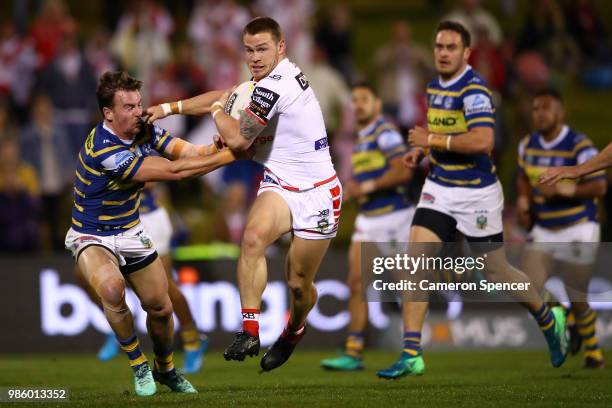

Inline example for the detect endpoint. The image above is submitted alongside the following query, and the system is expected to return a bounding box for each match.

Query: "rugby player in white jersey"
[146,17,341,372]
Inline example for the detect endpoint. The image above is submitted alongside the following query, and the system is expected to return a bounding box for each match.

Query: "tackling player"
[66,71,242,396]
[146,17,341,372]
[80,184,209,374]
[320,83,413,371]
[517,89,606,368]
[377,21,568,379]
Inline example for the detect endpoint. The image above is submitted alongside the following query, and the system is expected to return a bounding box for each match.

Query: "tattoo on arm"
[239,110,265,141]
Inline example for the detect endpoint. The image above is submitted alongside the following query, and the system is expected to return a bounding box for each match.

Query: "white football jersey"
[246,58,335,190]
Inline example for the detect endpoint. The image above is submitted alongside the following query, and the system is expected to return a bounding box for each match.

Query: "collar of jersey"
[537,124,569,150]
[438,64,472,88]
[102,122,134,146]
[358,116,385,138]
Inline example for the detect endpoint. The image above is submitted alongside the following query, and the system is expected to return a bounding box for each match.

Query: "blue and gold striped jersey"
[518,125,604,228]
[71,122,174,235]
[351,116,411,216]
[426,66,497,188]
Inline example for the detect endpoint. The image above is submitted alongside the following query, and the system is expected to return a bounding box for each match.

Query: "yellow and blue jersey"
[71,122,174,235]
[518,125,604,228]
[351,116,411,216]
[426,66,497,188]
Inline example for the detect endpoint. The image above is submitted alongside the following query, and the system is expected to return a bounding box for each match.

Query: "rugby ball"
[224,80,256,119]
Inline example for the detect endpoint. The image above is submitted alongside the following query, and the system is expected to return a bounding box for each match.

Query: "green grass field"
[1,349,611,407]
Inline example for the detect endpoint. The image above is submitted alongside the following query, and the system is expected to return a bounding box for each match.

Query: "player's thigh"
[286,236,331,284]
[77,245,123,291]
[126,256,171,309]
[244,191,292,246]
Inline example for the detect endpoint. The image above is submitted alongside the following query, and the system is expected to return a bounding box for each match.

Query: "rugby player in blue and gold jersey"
[518,89,607,369]
[64,71,245,396]
[320,83,413,371]
[377,21,569,379]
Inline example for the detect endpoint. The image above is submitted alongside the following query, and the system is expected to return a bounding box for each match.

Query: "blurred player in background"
[320,83,413,371]
[66,71,242,396]
[517,89,606,368]
[80,184,209,374]
[147,16,341,372]
[377,21,568,379]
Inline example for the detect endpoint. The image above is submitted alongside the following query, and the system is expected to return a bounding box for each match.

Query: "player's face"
[243,32,285,81]
[104,90,143,137]
[434,30,470,79]
[351,87,381,125]
[532,96,563,134]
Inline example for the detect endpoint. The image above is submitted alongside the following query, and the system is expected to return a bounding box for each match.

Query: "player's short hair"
[96,71,143,113]
[243,16,283,42]
[351,81,379,97]
[534,87,563,103]
[436,21,471,48]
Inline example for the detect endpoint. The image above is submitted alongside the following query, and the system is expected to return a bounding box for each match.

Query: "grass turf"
[0,349,610,407]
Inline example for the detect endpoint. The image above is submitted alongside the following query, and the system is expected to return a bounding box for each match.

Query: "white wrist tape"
[161,103,172,116]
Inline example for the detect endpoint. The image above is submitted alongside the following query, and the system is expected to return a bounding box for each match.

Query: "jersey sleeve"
[99,147,143,181]
[376,128,407,159]
[151,124,175,155]
[462,81,495,130]
[245,78,284,125]
[574,135,606,180]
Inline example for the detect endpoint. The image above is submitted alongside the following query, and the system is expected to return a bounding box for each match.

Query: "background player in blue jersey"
[320,83,413,371]
[377,21,569,379]
[64,71,246,396]
[517,89,607,369]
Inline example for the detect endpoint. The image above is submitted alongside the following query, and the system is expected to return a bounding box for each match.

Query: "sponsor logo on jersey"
[464,94,493,115]
[315,137,328,151]
[428,116,457,127]
[249,87,280,121]
[295,72,309,90]
[268,74,282,81]
[113,151,134,167]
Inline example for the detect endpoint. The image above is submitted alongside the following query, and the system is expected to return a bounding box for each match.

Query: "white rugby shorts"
[257,169,342,240]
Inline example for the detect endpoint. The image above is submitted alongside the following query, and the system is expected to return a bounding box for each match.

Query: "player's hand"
[407,126,429,148]
[403,149,425,168]
[537,183,559,199]
[539,166,581,185]
[145,105,166,124]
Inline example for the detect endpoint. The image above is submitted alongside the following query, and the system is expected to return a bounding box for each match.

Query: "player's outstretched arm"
[163,138,219,160]
[145,90,226,123]
[540,142,612,185]
[132,151,238,182]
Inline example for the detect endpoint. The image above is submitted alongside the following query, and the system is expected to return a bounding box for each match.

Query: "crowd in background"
[0,0,611,252]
